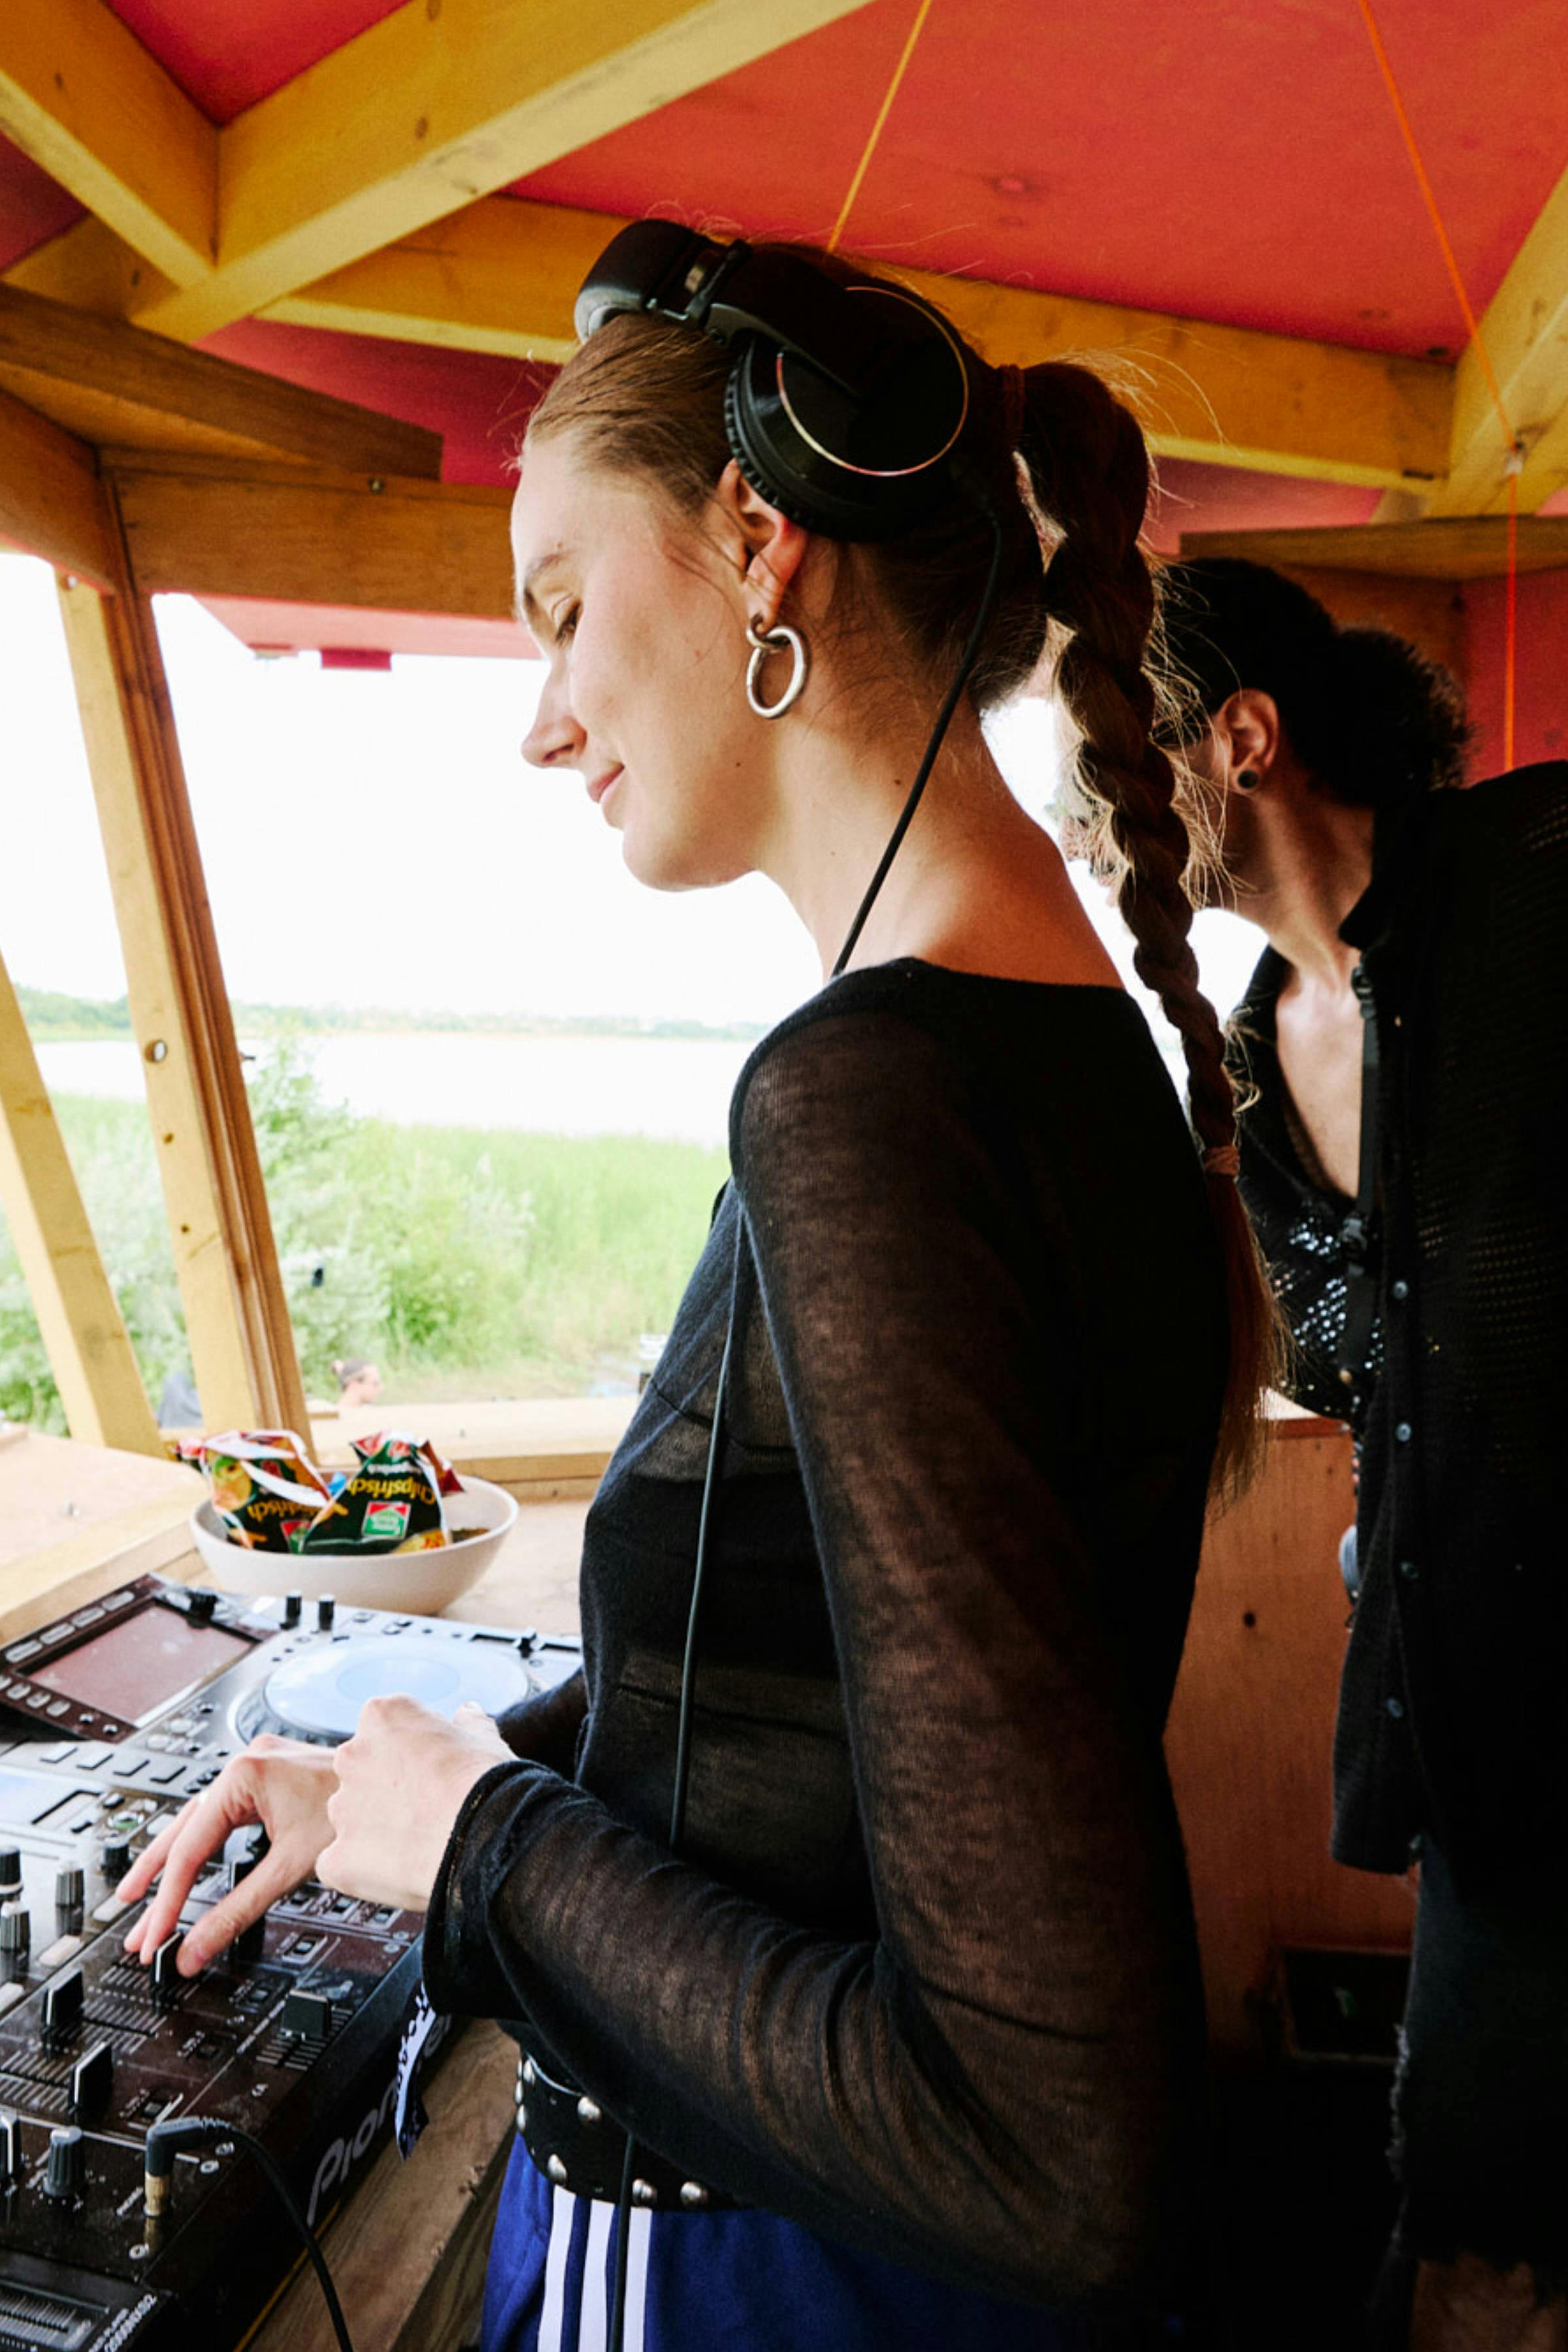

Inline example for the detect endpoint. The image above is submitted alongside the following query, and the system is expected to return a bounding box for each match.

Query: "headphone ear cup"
[722,361,828,533]
[724,337,956,541]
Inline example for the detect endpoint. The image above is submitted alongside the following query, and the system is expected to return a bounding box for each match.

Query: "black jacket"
[1232,764,1568,1884]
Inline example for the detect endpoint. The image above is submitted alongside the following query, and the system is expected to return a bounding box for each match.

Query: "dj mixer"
[0,1575,580,2349]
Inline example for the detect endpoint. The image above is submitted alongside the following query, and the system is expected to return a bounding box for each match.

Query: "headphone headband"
[573,221,981,542]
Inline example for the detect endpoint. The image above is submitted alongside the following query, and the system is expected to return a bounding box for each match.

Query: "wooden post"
[55,496,310,1440]
[0,943,163,1454]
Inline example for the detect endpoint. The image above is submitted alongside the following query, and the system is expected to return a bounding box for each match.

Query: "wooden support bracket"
[0,945,163,1454]
[56,507,310,1440]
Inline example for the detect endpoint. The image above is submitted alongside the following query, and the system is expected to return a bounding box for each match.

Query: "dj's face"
[514,436,760,891]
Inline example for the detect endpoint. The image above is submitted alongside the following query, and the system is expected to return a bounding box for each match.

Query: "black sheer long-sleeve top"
[1230,766,1568,1884]
[425,960,1229,2312]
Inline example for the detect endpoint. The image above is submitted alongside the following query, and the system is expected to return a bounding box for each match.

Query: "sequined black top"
[1230,765,1568,1882]
[425,960,1228,2311]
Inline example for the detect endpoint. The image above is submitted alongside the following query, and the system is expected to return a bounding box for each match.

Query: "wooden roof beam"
[0,382,114,585]
[105,451,519,625]
[1424,159,1568,517]
[0,280,442,476]
[1179,514,1568,580]
[0,0,216,287]
[265,195,1454,492]
[122,0,876,345]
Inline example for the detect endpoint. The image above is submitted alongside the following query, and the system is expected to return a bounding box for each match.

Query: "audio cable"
[144,2115,355,2352]
[604,493,1007,2352]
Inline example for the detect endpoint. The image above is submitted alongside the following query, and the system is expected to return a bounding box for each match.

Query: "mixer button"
[70,1607,104,1627]
[316,1595,336,1632]
[0,2108,18,2182]
[146,1764,186,1786]
[282,1593,302,1627]
[5,1642,41,1664]
[282,1988,333,2040]
[188,1591,218,1627]
[0,1903,29,1956]
[99,1838,131,1881]
[69,2042,112,2115]
[44,1702,69,1720]
[38,1936,84,1971]
[90,1897,126,1926]
[150,1933,186,1993]
[0,1848,21,1896]
[0,1986,24,2017]
[25,1694,48,1710]
[71,1746,114,1772]
[41,1967,84,2042]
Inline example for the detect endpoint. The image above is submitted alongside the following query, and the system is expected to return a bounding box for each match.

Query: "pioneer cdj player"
[0,1575,579,2350]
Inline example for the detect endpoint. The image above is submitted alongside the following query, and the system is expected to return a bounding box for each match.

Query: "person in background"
[332,1357,382,1410]
[1161,555,1568,2352]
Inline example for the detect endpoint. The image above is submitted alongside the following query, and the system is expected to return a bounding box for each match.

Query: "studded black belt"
[515,2051,743,2212]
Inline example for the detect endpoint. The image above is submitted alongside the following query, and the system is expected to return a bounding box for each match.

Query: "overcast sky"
[0,553,1260,1039]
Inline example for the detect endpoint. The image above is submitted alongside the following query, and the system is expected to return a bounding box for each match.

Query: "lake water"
[36,1033,757,1151]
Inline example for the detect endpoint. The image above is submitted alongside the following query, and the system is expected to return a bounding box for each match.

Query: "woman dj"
[118,229,1277,2349]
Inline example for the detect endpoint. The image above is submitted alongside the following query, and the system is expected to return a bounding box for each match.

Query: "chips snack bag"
[299,1431,458,1556]
[193,1429,332,1553]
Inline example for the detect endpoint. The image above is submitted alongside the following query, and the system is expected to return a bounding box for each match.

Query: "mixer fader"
[0,1576,580,2349]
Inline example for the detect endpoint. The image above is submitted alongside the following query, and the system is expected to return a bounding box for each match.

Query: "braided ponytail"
[1018,364,1282,1495]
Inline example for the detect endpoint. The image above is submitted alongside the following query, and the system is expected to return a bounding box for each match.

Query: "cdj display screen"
[31,1609,250,1725]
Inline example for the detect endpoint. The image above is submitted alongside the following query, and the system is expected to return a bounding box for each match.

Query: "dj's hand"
[118,1737,340,1976]
[319,1696,512,1913]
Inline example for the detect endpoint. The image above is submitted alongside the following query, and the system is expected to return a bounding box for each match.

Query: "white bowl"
[188,1473,519,1616]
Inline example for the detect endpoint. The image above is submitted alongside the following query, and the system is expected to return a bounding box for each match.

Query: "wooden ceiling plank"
[267,193,1453,491]
[108,455,519,623]
[0,0,216,287]
[1179,515,1568,580]
[0,282,442,478]
[0,383,114,584]
[129,0,877,344]
[1426,160,1568,517]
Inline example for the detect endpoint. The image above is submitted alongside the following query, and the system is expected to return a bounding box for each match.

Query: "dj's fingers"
[176,1848,299,1974]
[114,1792,204,1905]
[122,1776,261,1957]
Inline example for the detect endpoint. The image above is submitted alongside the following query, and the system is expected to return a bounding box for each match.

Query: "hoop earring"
[745,619,809,720]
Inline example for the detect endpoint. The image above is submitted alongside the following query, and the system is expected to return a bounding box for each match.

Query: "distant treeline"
[18,984,765,1047]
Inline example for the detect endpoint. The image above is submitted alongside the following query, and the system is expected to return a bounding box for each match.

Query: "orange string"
[826,0,936,255]
[1354,0,1521,764]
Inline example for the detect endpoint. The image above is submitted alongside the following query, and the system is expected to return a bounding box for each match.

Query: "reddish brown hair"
[529,265,1282,1493]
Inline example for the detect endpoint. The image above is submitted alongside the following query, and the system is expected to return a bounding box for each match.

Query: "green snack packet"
[299,1431,454,1556]
[193,1429,331,1554]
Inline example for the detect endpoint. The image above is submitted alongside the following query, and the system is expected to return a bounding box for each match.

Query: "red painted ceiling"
[0,0,1559,630]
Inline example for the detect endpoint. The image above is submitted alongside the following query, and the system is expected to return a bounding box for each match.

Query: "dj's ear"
[715,459,810,627]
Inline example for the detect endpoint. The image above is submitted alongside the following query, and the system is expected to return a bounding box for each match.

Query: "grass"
[0,1073,728,1430]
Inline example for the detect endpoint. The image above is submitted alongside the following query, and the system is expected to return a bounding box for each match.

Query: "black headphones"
[574,220,981,542]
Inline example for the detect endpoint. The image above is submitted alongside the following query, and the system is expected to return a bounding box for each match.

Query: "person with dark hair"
[117,247,1281,2349]
[1162,555,1568,2351]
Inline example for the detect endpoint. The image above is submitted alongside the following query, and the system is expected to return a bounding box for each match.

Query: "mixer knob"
[316,1593,336,1632]
[0,1903,29,1958]
[54,1865,84,1918]
[0,1849,20,1899]
[43,2127,85,2201]
[99,1838,132,1884]
[41,1968,83,2044]
[282,1592,302,1627]
[188,1589,217,1627]
[0,2108,18,2185]
[69,2042,112,2116]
